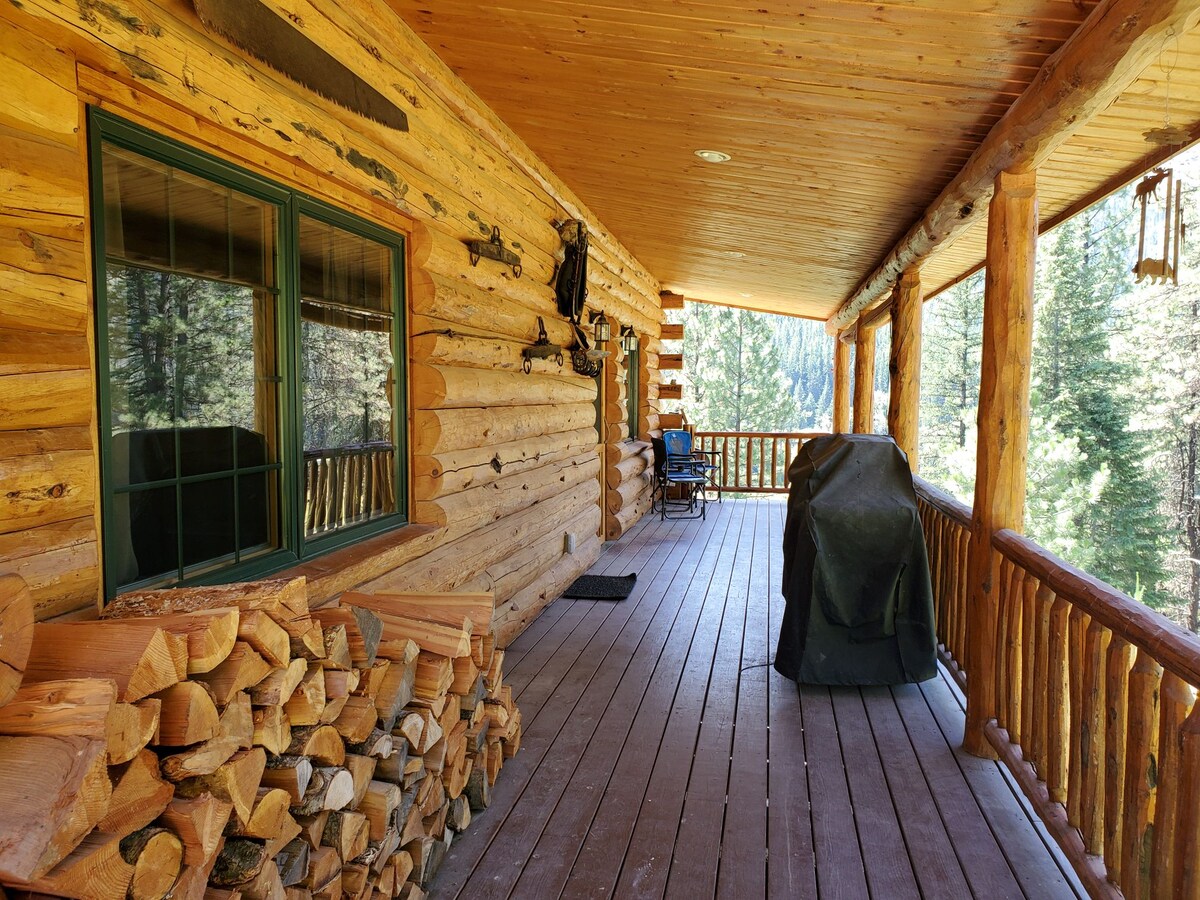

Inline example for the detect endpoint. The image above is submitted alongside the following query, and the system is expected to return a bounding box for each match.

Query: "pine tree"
[1030,198,1168,605]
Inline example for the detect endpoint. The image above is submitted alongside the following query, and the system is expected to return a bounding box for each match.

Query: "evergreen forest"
[676,155,1200,633]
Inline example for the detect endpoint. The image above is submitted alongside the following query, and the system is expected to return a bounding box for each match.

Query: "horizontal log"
[0,329,90,376]
[0,123,87,220]
[412,324,578,378]
[413,427,597,501]
[0,210,85,279]
[415,454,600,541]
[0,516,99,620]
[0,18,79,144]
[363,479,598,596]
[487,504,601,605]
[606,451,650,490]
[409,269,575,346]
[606,473,650,515]
[412,402,596,456]
[493,531,603,646]
[0,447,95,536]
[913,476,973,527]
[607,490,652,541]
[993,528,1200,687]
[411,363,596,410]
[606,439,652,467]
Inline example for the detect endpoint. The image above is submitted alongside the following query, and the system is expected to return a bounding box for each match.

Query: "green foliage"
[681,304,800,431]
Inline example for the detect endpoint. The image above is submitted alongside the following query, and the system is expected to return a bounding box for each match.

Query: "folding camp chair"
[652,435,708,519]
[663,429,722,502]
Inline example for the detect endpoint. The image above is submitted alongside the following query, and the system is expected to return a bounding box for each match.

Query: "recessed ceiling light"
[723,250,746,259]
[694,149,731,163]
[740,292,754,298]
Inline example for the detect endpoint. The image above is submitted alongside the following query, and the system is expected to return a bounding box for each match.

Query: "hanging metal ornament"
[1133,167,1182,286]
[466,225,522,277]
[521,316,564,374]
[569,322,603,377]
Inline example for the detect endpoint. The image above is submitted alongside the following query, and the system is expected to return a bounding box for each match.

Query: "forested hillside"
[677,152,1200,633]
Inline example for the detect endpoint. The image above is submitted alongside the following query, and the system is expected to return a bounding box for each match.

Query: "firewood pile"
[0,575,522,899]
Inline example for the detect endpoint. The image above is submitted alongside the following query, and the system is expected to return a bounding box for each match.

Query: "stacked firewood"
[0,576,521,899]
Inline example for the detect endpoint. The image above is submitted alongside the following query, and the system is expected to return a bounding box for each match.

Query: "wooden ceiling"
[389,1,1200,320]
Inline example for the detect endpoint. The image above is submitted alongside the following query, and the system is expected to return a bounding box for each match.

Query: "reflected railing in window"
[303,442,396,536]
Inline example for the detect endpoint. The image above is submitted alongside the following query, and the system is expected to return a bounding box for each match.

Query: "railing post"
[853,323,876,433]
[833,334,851,433]
[888,266,922,472]
[965,168,1037,758]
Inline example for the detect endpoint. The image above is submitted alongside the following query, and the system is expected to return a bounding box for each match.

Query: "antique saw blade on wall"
[192,0,409,132]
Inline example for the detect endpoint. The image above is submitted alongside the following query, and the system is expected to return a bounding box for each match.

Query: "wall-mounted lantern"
[620,325,639,353]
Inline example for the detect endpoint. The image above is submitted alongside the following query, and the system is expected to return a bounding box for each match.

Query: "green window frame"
[89,109,408,599]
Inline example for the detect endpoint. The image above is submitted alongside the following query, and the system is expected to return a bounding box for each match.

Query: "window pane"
[238,470,276,557]
[299,214,396,537]
[110,486,179,586]
[101,138,282,590]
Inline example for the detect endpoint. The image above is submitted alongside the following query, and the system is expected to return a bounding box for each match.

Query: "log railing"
[913,477,972,683]
[691,431,827,493]
[304,442,395,535]
[914,476,1200,898]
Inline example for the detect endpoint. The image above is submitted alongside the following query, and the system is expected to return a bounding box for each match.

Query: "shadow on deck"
[431,497,1086,899]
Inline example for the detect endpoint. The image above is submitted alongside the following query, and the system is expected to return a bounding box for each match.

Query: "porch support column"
[832,334,851,433]
[964,169,1037,758]
[887,266,923,471]
[852,324,876,433]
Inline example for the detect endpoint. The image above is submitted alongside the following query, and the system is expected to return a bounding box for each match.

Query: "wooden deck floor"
[430,497,1087,899]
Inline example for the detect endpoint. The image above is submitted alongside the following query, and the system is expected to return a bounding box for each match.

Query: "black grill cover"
[773,433,936,685]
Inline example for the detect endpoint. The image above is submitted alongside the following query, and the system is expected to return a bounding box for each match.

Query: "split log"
[284,663,327,727]
[196,643,273,706]
[119,827,183,900]
[154,681,221,746]
[365,611,471,661]
[253,705,292,756]
[275,839,310,888]
[211,839,268,887]
[24,622,186,701]
[302,846,341,891]
[373,656,416,730]
[237,610,291,669]
[23,831,134,900]
[360,781,403,841]
[160,692,253,781]
[107,699,161,764]
[319,626,353,672]
[262,756,314,805]
[351,660,391,699]
[175,748,267,826]
[287,725,346,766]
[157,793,233,868]
[99,749,175,836]
[341,592,493,637]
[231,789,294,841]
[0,677,115,738]
[292,767,355,817]
[332,696,380,744]
[237,858,286,900]
[0,735,109,882]
[322,811,369,863]
[311,608,382,667]
[105,578,310,638]
[0,574,34,707]
[344,754,377,809]
[250,658,309,708]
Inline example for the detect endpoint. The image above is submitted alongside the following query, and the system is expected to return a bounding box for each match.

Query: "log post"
[887,267,922,471]
[832,335,851,433]
[852,324,876,433]
[964,168,1037,758]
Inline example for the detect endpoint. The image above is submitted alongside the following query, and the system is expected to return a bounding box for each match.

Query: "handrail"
[304,442,396,535]
[912,477,1200,899]
[692,431,829,493]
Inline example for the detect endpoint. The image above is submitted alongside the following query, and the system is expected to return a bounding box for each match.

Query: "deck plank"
[765,499,818,897]
[428,498,1086,900]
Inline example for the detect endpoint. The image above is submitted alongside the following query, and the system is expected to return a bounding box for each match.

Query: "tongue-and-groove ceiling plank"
[390,0,1098,318]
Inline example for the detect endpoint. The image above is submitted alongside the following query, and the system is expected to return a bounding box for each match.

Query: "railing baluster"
[1019,572,1038,754]
[1082,618,1111,855]
[1119,649,1161,898]
[1005,564,1025,745]
[995,554,1015,730]
[1031,582,1052,776]
[1047,593,1070,805]
[1152,672,1192,898]
[1103,635,1132,878]
[1067,606,1090,829]
[1173,699,1200,898]
[956,529,970,671]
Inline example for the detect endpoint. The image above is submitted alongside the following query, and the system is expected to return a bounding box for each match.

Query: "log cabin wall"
[0,0,663,641]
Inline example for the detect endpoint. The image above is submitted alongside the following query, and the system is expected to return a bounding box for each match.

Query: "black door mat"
[562,573,637,600]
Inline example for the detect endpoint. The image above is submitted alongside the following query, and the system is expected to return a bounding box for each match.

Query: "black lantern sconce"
[592,310,611,347]
[619,325,639,353]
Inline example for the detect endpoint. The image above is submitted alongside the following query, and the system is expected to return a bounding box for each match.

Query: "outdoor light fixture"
[592,310,611,346]
[694,149,731,163]
[620,325,639,352]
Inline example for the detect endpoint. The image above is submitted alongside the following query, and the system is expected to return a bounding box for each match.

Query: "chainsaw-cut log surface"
[341,592,493,636]
[25,831,134,900]
[25,622,186,702]
[119,827,183,900]
[0,735,109,882]
[154,681,221,747]
[159,794,233,868]
[0,575,34,707]
[107,699,161,765]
